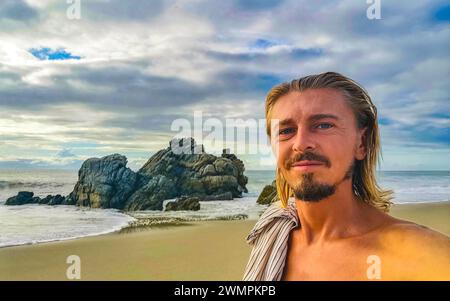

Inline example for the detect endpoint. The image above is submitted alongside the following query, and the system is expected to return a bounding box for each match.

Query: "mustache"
[285,151,331,169]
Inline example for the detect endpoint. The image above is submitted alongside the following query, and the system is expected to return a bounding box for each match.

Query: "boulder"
[48,194,66,205]
[65,154,139,209]
[5,192,70,206]
[257,180,278,205]
[124,175,177,211]
[5,191,35,205]
[165,197,201,211]
[138,138,248,200]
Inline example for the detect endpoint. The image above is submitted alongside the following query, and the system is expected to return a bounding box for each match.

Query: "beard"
[292,161,355,202]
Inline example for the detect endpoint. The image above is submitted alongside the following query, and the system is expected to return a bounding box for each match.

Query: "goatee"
[293,161,355,202]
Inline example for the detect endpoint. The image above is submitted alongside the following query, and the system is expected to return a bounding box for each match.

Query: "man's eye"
[279,128,295,135]
[316,123,334,129]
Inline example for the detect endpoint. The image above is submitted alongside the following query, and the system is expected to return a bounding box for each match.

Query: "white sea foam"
[0,204,135,248]
[130,196,267,222]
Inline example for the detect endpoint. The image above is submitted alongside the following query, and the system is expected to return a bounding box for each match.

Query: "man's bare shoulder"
[380,219,450,247]
[377,218,450,280]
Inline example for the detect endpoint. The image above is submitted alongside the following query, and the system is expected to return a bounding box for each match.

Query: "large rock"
[65,154,140,209]
[5,191,37,205]
[67,138,248,210]
[5,192,69,206]
[165,197,201,211]
[124,175,176,211]
[40,194,67,205]
[257,180,278,205]
[5,138,249,211]
[138,138,248,199]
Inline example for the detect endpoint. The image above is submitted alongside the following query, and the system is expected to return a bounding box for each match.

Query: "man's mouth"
[291,160,324,170]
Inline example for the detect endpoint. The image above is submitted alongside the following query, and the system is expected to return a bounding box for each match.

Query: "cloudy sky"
[0,0,449,171]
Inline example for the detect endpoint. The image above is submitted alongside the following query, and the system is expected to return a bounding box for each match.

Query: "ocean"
[0,169,449,248]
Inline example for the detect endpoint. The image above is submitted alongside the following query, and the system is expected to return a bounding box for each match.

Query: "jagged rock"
[44,194,66,205]
[5,191,35,205]
[165,197,201,211]
[201,164,216,176]
[138,138,248,200]
[257,180,278,205]
[31,196,41,204]
[221,152,248,193]
[48,194,66,205]
[39,195,52,204]
[169,137,204,155]
[124,175,177,211]
[5,192,68,206]
[65,154,140,209]
[5,137,249,211]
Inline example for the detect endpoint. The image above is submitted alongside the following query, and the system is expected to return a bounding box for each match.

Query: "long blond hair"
[266,72,393,212]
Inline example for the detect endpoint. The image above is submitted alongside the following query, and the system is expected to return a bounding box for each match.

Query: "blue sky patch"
[29,47,81,61]
[433,4,450,22]
[378,117,394,126]
[236,0,282,11]
[254,74,282,92]
[251,38,279,49]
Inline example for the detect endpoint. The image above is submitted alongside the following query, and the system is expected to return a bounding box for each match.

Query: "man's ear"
[355,127,368,160]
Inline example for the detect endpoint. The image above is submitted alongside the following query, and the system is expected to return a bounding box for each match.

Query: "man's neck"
[294,179,383,245]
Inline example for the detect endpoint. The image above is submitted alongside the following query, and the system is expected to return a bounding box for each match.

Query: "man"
[243,72,450,281]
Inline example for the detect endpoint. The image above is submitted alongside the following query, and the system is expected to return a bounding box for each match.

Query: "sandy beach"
[0,201,449,280]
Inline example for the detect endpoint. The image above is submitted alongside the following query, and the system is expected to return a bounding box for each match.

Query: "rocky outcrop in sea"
[5,138,248,211]
[165,197,201,211]
[256,180,278,205]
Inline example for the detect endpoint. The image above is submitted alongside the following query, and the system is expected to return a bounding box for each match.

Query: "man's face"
[270,88,367,202]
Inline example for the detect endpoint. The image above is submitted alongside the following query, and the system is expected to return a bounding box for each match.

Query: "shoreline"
[0,219,257,280]
[0,200,449,250]
[0,201,449,280]
[0,209,254,250]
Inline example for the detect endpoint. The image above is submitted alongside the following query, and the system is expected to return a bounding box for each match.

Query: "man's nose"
[292,126,316,153]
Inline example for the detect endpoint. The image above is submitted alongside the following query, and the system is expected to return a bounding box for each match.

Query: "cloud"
[0,0,38,21]
[0,158,84,170]
[235,0,284,11]
[0,0,449,170]
[83,0,169,22]
[56,148,76,158]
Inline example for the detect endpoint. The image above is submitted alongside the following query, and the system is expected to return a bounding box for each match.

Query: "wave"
[0,180,68,189]
[0,205,135,248]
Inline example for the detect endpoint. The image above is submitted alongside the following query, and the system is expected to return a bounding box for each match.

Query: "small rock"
[5,191,35,205]
[165,197,201,211]
[257,181,278,205]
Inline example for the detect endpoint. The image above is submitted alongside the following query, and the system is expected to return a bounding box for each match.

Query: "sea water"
[0,169,448,247]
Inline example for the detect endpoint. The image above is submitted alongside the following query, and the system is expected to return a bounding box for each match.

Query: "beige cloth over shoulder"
[242,198,299,281]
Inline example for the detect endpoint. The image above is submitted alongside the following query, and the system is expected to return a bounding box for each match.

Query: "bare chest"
[281,235,384,281]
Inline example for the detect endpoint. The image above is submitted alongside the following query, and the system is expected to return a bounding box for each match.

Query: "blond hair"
[265,72,393,212]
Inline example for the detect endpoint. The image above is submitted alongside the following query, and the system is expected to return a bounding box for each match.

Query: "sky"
[0,0,449,171]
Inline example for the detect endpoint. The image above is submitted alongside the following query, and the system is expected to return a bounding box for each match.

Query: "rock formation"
[5,192,68,206]
[256,180,278,205]
[5,138,248,211]
[165,196,201,211]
